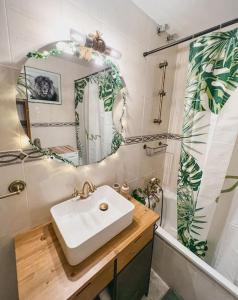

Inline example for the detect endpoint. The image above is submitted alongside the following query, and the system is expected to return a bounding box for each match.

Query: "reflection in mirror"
[16,41,126,167]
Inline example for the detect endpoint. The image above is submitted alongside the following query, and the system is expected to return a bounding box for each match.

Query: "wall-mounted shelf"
[143,142,168,156]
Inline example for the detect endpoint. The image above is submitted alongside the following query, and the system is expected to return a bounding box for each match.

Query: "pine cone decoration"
[92,31,106,53]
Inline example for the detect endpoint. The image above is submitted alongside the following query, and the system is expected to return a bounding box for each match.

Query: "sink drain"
[99,202,109,211]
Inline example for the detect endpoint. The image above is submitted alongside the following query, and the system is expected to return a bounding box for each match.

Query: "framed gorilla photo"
[24,67,62,105]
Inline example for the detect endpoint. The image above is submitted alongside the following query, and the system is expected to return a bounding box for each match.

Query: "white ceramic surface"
[50,185,134,265]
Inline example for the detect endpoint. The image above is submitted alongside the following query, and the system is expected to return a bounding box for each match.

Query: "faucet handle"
[92,183,97,192]
[72,188,79,197]
[87,180,96,192]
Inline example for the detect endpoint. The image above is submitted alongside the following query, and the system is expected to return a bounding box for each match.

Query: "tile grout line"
[3,0,13,65]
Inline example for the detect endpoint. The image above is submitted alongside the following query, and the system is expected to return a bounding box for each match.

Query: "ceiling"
[132,0,238,38]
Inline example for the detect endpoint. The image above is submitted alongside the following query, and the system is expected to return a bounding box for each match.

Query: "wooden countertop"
[15,198,159,300]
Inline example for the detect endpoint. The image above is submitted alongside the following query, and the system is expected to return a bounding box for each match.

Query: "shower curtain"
[177,28,238,257]
[75,80,113,164]
[74,69,124,164]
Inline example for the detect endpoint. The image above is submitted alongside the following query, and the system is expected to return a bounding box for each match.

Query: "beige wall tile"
[0,66,21,150]
[0,0,11,64]
[24,158,77,227]
[0,163,30,237]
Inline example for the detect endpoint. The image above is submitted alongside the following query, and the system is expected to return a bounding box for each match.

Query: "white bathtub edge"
[155,226,238,298]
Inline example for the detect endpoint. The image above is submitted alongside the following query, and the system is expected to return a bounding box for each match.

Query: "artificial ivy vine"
[27,48,63,59]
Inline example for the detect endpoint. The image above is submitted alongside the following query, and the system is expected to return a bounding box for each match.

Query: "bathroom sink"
[50,185,135,266]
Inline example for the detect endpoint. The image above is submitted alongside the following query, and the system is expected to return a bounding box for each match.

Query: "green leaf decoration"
[111,129,124,153]
[177,185,208,257]
[29,140,78,167]
[74,62,124,112]
[85,129,101,141]
[188,28,238,114]
[178,149,202,191]
[131,188,146,205]
[74,78,89,107]
[27,48,63,59]
[177,29,238,258]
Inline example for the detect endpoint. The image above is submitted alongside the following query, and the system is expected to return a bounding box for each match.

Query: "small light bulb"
[99,160,106,166]
[112,152,119,159]
[70,31,86,45]
[94,56,104,66]
[109,48,122,59]
[56,42,76,55]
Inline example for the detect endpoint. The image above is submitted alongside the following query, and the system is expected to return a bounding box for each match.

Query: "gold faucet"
[73,180,96,199]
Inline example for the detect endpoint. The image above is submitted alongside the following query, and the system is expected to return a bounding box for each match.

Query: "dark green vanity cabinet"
[113,240,153,300]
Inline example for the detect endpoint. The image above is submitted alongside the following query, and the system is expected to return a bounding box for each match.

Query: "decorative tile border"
[124,133,181,145]
[24,149,45,162]
[0,151,27,166]
[0,149,44,167]
[124,136,143,145]
[31,122,77,127]
[0,133,182,167]
[142,133,181,142]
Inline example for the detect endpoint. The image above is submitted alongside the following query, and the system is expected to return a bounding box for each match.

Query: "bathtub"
[152,189,238,300]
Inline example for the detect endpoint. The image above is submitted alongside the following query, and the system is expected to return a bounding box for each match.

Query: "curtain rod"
[143,17,238,57]
[74,67,111,82]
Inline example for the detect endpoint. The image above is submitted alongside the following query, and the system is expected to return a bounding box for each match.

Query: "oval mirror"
[16,41,126,167]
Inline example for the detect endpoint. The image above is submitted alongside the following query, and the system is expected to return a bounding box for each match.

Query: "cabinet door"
[72,261,114,300]
[115,240,153,300]
[117,226,154,273]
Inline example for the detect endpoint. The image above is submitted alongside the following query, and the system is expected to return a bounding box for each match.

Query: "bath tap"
[146,177,164,225]
[146,178,161,198]
[144,177,162,210]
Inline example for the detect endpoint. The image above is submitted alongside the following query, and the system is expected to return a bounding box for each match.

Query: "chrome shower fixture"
[159,61,168,68]
[154,60,168,124]
[166,33,179,42]
[156,24,169,35]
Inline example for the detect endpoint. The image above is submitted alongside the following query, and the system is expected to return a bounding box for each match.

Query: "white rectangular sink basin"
[50,185,135,266]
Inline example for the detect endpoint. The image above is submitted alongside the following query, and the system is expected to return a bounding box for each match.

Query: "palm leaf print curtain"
[74,68,124,164]
[177,28,238,258]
